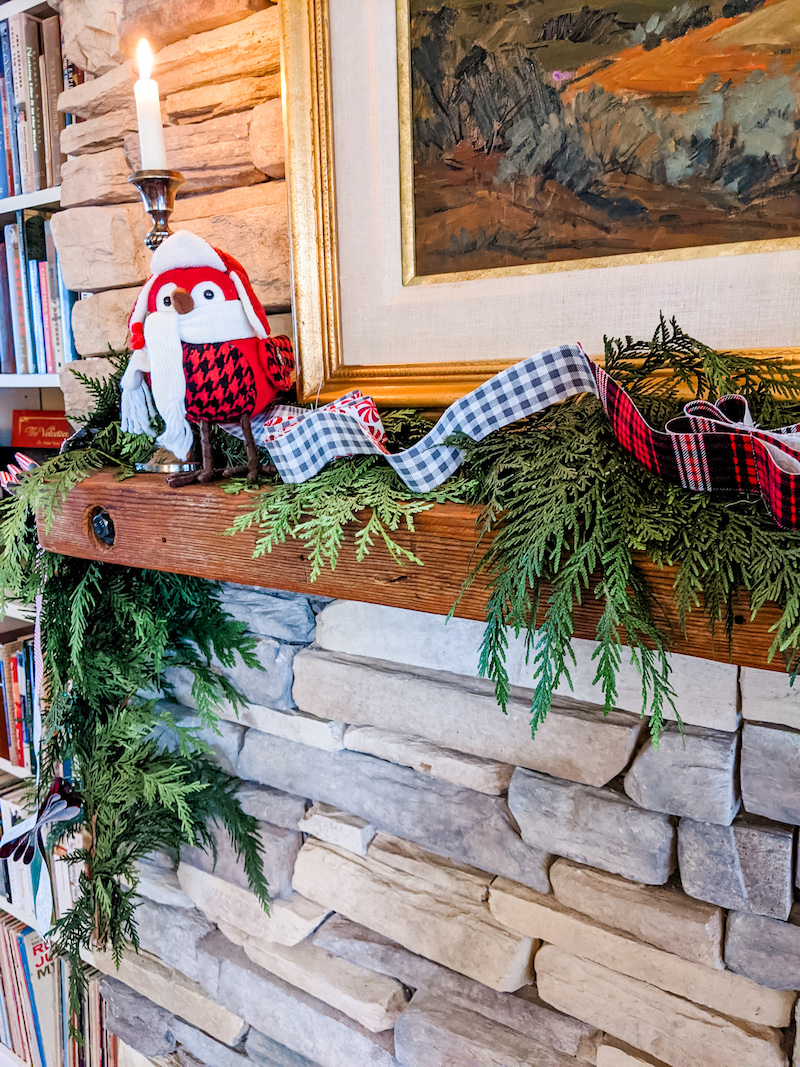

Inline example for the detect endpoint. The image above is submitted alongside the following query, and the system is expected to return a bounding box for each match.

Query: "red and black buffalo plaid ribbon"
[590,362,800,529]
[238,343,800,528]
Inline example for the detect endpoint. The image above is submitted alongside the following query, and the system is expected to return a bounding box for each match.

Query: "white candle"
[134,39,167,170]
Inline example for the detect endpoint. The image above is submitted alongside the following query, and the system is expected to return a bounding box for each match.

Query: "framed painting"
[281,0,800,406]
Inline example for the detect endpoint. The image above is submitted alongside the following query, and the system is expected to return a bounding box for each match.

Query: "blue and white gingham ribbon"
[223,343,596,489]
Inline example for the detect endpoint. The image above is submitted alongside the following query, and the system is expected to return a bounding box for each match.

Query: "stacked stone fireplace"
[48,2,800,1065]
[98,586,800,1067]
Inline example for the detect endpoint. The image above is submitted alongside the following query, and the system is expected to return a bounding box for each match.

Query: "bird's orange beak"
[172,288,194,315]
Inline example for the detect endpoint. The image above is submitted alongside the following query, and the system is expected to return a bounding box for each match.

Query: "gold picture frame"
[281,0,800,407]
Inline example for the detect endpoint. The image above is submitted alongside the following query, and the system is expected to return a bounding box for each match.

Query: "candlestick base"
[128,169,185,251]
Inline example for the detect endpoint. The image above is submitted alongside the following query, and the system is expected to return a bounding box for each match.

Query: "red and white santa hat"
[128,230,271,350]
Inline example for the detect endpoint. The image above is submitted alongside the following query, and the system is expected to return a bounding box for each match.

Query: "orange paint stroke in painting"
[563,0,800,99]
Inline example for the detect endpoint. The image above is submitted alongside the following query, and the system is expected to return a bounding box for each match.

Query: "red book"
[12,409,70,448]
[7,653,23,768]
[38,260,54,373]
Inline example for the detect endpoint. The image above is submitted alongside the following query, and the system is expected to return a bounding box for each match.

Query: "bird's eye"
[190,281,225,306]
[155,283,177,311]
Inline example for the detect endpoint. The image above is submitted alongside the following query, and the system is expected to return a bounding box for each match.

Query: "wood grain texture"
[37,470,785,672]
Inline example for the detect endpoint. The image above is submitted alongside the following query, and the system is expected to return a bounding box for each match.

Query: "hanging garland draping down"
[4,317,800,1016]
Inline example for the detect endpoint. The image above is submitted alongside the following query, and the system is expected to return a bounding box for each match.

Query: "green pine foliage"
[0,478,269,1025]
[4,325,800,1025]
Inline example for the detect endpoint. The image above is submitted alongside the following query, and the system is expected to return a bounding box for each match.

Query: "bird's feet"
[220,463,270,483]
[166,466,223,488]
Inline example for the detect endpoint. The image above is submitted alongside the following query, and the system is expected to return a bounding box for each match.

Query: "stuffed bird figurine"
[120,230,293,486]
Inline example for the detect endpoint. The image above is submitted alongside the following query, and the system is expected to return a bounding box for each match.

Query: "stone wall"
[93,585,800,1067]
[53,0,291,368]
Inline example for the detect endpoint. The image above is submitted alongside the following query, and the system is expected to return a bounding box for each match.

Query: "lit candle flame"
[137,39,153,80]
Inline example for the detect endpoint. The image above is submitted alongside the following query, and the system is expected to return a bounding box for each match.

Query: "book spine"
[9,925,38,1066]
[21,642,34,778]
[0,660,10,760]
[37,261,54,373]
[8,655,23,768]
[41,17,63,185]
[0,240,14,374]
[17,931,46,1067]
[13,651,29,772]
[0,68,8,201]
[15,211,33,372]
[0,921,24,1057]
[0,659,16,765]
[0,76,13,198]
[27,259,45,375]
[0,23,20,195]
[43,222,63,370]
[38,53,50,188]
[0,960,11,1050]
[8,17,33,195]
[4,225,28,373]
[23,17,45,192]
[56,254,75,363]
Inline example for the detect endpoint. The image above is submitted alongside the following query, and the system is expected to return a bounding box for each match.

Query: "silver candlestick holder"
[128,169,185,250]
[129,167,197,473]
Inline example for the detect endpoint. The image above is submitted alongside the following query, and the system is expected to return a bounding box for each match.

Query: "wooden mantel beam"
[37,470,785,673]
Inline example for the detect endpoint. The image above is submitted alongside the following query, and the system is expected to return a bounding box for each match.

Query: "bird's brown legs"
[167,417,265,488]
[197,420,219,483]
[222,413,261,482]
[166,420,216,487]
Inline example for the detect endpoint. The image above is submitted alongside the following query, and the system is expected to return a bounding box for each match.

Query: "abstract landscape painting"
[408,0,800,276]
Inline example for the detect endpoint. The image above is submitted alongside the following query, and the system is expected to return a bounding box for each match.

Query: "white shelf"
[0,894,36,931]
[0,758,29,781]
[0,187,60,216]
[0,1042,27,1067]
[0,0,55,18]
[0,374,60,388]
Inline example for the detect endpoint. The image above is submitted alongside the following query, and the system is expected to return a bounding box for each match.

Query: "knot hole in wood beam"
[86,506,116,550]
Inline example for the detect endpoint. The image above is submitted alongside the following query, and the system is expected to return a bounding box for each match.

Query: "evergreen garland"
[0,436,269,1023]
[2,323,800,1018]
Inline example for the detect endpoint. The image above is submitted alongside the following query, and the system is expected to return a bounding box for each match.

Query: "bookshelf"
[0,187,60,220]
[0,374,58,388]
[0,0,69,413]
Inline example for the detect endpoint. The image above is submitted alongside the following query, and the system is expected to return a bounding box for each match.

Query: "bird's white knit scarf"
[146,310,194,460]
[120,302,257,460]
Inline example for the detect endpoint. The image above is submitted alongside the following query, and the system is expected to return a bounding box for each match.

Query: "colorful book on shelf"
[22,15,45,194]
[40,17,63,187]
[27,260,45,375]
[8,652,23,775]
[43,222,64,369]
[55,252,75,365]
[0,918,27,1062]
[0,22,20,196]
[0,57,8,202]
[0,633,31,768]
[0,625,33,764]
[37,260,54,372]
[4,921,37,1065]
[0,246,14,375]
[18,927,60,1067]
[12,411,70,448]
[3,225,30,374]
[7,17,33,196]
[22,211,46,374]
[13,212,33,373]
[0,73,15,200]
